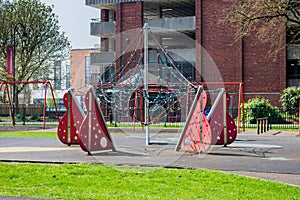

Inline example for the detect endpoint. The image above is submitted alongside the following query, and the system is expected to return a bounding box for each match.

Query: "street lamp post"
[11,23,28,125]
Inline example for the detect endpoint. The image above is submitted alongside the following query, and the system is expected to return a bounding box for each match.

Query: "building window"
[85,56,92,85]
[287,43,300,87]
[287,60,300,87]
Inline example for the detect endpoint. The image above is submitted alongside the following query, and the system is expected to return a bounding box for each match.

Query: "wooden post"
[257,119,260,134]
[257,117,269,134]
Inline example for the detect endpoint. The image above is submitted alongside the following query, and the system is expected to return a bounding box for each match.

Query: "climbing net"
[95,28,198,125]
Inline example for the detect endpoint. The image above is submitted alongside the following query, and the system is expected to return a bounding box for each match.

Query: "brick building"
[70,49,95,93]
[85,0,299,106]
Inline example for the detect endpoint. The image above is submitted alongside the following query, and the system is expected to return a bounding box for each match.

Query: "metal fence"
[240,108,299,130]
[0,105,298,130]
[0,105,62,126]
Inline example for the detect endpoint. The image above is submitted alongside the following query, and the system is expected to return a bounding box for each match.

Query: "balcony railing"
[90,52,115,65]
[91,20,116,37]
[90,16,196,37]
[86,0,142,6]
[147,16,195,32]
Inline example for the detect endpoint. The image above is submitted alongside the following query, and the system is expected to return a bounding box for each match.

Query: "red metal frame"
[0,80,59,129]
[200,82,245,133]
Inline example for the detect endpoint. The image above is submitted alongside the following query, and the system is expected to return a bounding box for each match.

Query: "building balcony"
[90,52,115,65]
[147,16,195,32]
[90,19,116,37]
[86,0,142,9]
[90,16,195,37]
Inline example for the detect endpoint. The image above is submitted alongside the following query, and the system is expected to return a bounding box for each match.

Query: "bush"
[280,86,300,111]
[15,114,25,121]
[48,115,58,121]
[244,97,284,124]
[28,114,39,121]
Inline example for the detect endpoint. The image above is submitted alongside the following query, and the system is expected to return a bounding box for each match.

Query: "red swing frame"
[0,80,59,129]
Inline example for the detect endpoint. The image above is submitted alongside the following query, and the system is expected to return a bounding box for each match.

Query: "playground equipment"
[175,87,212,152]
[57,89,85,145]
[57,24,239,155]
[207,88,237,146]
[58,85,238,155]
[176,88,237,153]
[57,87,115,155]
[0,80,59,129]
[79,87,115,155]
[201,82,244,133]
[95,24,197,145]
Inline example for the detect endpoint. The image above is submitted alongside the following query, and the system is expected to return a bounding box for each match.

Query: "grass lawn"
[0,131,299,199]
[0,163,299,200]
[0,131,57,138]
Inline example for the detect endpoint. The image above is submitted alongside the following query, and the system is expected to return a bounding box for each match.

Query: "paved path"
[0,128,299,188]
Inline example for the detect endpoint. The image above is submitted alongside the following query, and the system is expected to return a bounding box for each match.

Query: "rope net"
[94,28,197,125]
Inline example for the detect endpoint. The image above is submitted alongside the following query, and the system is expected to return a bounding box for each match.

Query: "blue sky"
[39,0,100,49]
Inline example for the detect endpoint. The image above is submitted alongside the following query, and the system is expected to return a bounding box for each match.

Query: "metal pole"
[12,27,16,126]
[237,83,242,133]
[5,83,15,125]
[241,83,245,132]
[67,92,71,145]
[43,82,47,129]
[88,89,92,155]
[143,23,150,145]
[207,88,225,121]
[223,92,227,147]
[48,81,60,121]
[199,90,203,152]
[298,99,300,136]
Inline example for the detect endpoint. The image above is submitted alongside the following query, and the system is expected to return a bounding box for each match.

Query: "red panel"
[201,91,212,152]
[57,91,84,145]
[209,93,237,145]
[180,90,212,152]
[79,87,115,154]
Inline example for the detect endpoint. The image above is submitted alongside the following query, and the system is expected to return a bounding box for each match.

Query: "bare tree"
[226,0,300,55]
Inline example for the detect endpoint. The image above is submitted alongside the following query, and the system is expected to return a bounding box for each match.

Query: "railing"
[90,16,196,36]
[0,105,299,130]
[90,20,116,36]
[242,108,299,130]
[146,16,196,32]
[0,105,63,126]
[86,0,142,6]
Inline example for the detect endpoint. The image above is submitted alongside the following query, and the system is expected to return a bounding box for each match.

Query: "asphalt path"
[0,127,299,187]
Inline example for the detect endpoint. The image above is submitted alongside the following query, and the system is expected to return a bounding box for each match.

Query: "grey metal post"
[143,23,150,145]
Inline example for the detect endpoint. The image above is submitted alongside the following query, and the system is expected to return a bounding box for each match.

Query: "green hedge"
[244,97,285,124]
